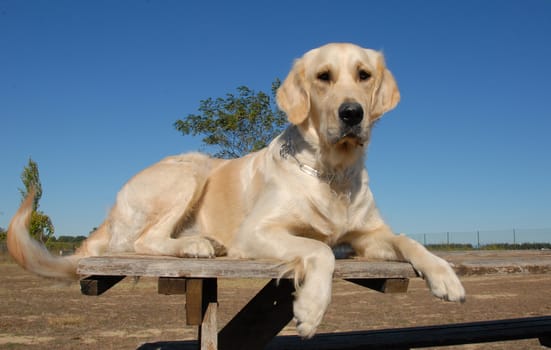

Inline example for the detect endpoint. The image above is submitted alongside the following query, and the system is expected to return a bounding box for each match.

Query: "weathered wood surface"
[200,303,218,350]
[264,315,551,349]
[77,251,551,280]
[185,278,217,326]
[136,315,551,350]
[77,255,418,279]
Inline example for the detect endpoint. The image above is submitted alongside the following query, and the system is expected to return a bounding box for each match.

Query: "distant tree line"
[44,236,87,254]
[0,226,87,245]
[0,229,86,254]
[49,235,87,243]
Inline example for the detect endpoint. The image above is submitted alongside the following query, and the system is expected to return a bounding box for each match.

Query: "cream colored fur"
[8,43,465,338]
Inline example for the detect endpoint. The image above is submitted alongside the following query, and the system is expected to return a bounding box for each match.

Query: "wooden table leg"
[218,278,295,350]
[184,278,218,349]
[201,302,218,350]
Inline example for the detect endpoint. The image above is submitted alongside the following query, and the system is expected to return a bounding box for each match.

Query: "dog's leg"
[231,227,335,339]
[129,180,215,258]
[349,224,465,302]
[133,216,216,258]
[135,235,215,258]
[109,153,217,258]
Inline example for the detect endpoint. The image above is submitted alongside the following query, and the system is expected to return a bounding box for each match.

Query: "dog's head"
[277,43,400,167]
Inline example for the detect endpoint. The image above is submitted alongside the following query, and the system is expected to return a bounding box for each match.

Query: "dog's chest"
[304,188,363,239]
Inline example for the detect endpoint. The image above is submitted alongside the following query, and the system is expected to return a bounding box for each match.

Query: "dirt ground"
[1,251,550,349]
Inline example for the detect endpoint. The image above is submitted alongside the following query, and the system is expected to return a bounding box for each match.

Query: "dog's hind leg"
[107,153,220,258]
[133,213,217,258]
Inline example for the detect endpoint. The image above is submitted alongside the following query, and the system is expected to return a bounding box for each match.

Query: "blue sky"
[1,1,550,242]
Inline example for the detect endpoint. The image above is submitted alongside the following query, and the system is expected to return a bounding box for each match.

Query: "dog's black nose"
[338,102,363,126]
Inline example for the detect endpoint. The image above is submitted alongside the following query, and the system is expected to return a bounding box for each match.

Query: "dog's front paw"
[293,296,326,338]
[292,283,331,339]
[179,236,215,258]
[421,256,465,302]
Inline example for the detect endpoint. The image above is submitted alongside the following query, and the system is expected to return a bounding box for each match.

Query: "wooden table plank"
[136,316,551,350]
[77,252,551,279]
[76,256,418,279]
[264,315,551,350]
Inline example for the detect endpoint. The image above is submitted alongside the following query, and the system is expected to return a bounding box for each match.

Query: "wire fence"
[408,228,551,249]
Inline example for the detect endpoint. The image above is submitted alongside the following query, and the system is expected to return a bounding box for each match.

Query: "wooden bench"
[77,255,551,349]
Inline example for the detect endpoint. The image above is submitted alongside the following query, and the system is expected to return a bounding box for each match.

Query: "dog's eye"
[359,70,371,81]
[317,71,331,82]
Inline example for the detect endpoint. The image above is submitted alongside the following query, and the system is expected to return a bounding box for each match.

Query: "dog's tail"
[7,191,107,280]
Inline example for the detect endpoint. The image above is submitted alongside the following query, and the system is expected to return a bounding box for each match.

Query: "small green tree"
[0,227,6,241]
[19,158,42,210]
[174,80,287,159]
[18,158,55,243]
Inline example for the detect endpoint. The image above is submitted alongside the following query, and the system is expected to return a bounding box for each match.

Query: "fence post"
[477,231,480,249]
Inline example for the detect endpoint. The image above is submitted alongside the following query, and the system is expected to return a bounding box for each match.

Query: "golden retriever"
[8,43,465,338]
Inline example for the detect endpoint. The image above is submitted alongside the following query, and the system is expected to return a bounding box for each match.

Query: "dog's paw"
[422,256,465,302]
[292,283,331,339]
[293,297,326,339]
[296,319,320,339]
[179,236,215,258]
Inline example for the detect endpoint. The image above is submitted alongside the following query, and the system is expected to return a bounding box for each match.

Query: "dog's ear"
[277,59,310,125]
[370,53,400,121]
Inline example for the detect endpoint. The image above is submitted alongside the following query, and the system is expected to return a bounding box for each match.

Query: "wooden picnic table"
[76,253,551,349]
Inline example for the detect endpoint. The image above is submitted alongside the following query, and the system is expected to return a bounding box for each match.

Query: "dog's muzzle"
[336,102,365,145]
[339,102,363,127]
